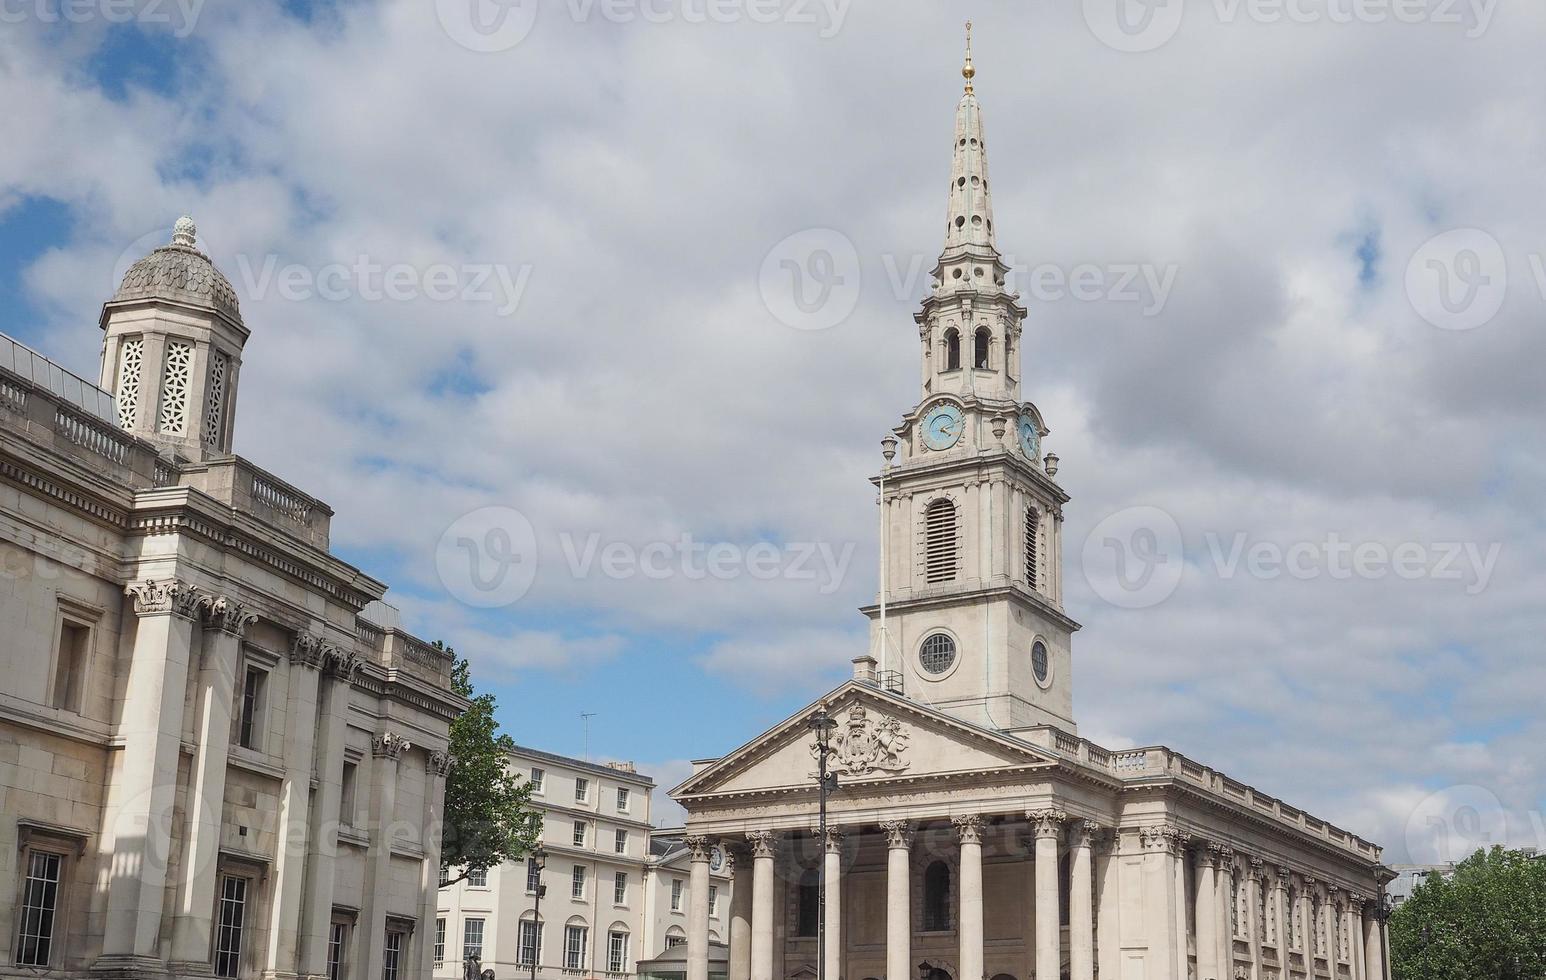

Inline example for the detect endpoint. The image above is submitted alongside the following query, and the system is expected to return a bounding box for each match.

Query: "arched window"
[923,862,951,931]
[1024,507,1039,589]
[924,499,958,583]
[944,329,961,371]
[796,868,819,937]
[974,327,991,369]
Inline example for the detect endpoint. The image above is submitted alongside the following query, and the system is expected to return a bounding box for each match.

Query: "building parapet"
[1018,724,1382,860]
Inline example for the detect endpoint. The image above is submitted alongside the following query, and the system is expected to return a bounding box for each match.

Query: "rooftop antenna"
[580,712,597,763]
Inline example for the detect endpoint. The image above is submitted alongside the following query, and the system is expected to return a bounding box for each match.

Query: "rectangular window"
[670,878,683,912]
[51,620,90,711]
[518,920,541,966]
[616,786,629,811]
[467,868,488,888]
[14,850,62,966]
[607,931,629,973]
[574,776,589,802]
[614,829,628,855]
[530,766,545,792]
[564,925,588,971]
[571,865,586,900]
[573,821,587,847]
[708,885,718,917]
[340,762,357,826]
[214,875,249,979]
[237,665,267,750]
[328,921,350,980]
[526,858,542,894]
[434,919,446,967]
[463,918,485,963]
[613,871,627,905]
[383,929,404,980]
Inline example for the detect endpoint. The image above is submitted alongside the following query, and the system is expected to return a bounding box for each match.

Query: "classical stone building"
[433,749,733,980]
[0,219,464,980]
[670,44,1395,980]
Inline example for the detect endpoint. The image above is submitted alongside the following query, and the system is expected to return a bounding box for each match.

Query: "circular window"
[1032,641,1050,684]
[920,633,957,675]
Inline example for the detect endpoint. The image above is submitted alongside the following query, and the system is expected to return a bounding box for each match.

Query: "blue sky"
[4,0,1544,851]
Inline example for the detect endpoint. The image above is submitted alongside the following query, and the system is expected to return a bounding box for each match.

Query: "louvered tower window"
[924,498,958,583]
[1024,506,1039,590]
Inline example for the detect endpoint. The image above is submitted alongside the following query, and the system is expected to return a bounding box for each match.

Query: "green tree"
[437,645,541,887]
[1390,846,1546,980]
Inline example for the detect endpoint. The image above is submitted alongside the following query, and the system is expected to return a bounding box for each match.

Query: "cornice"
[860,581,1082,634]
[871,444,1068,505]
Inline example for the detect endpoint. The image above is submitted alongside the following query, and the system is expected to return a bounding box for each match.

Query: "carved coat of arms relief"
[810,704,912,777]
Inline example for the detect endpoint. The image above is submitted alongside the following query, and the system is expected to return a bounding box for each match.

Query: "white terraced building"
[434,749,732,980]
[0,218,464,980]
[668,41,1396,980]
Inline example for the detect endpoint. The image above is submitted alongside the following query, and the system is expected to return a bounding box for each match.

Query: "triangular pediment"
[672,682,1058,800]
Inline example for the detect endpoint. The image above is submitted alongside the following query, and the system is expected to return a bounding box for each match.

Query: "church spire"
[943,20,997,258]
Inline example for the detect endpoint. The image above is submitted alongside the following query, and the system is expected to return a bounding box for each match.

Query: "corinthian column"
[686,835,716,980]
[954,816,984,980]
[1194,847,1219,980]
[1246,859,1264,980]
[1213,846,1235,976]
[728,847,753,980]
[264,633,327,979]
[358,731,410,980]
[1069,821,1097,980]
[419,750,453,980]
[882,821,913,980]
[299,647,360,977]
[171,595,254,969]
[747,831,777,980]
[824,827,845,980]
[1028,809,1066,980]
[98,580,202,969]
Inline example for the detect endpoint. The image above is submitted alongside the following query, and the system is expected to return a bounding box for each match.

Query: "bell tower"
[864,29,1080,733]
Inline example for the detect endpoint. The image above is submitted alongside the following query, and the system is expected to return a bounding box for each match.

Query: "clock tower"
[864,28,1080,733]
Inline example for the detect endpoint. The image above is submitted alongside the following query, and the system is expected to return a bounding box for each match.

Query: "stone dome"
[113,217,242,321]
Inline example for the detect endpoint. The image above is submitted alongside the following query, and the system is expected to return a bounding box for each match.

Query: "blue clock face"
[1018,415,1040,459]
[922,404,965,451]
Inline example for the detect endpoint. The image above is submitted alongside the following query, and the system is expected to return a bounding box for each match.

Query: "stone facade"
[670,43,1395,980]
[0,221,464,980]
[434,749,731,979]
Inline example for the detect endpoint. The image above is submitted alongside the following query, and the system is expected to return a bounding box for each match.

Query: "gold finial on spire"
[962,20,975,93]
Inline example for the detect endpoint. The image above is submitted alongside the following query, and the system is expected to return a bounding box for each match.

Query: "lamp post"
[530,845,548,980]
[808,707,839,980]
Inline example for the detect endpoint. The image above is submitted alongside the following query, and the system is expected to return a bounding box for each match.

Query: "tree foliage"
[437,646,541,887]
[1390,846,1546,980]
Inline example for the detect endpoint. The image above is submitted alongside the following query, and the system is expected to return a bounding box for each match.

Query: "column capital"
[952,814,984,845]
[1072,819,1102,849]
[1209,842,1236,870]
[290,633,326,669]
[203,595,257,637]
[1247,857,1265,881]
[1027,808,1067,840]
[371,731,411,760]
[685,835,717,862]
[823,826,845,852]
[745,830,778,859]
[428,750,453,779]
[323,646,362,681]
[880,819,913,849]
[1276,866,1294,888]
[127,579,203,619]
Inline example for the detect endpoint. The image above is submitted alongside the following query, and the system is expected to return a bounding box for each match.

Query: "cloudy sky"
[3,0,1543,858]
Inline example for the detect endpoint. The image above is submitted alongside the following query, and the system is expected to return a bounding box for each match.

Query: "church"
[669,38,1394,980]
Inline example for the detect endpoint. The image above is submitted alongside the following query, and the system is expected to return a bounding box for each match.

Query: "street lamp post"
[808,707,839,980]
[530,845,548,980]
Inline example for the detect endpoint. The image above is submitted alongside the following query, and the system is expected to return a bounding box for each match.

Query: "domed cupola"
[112,216,242,322]
[99,217,249,462]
